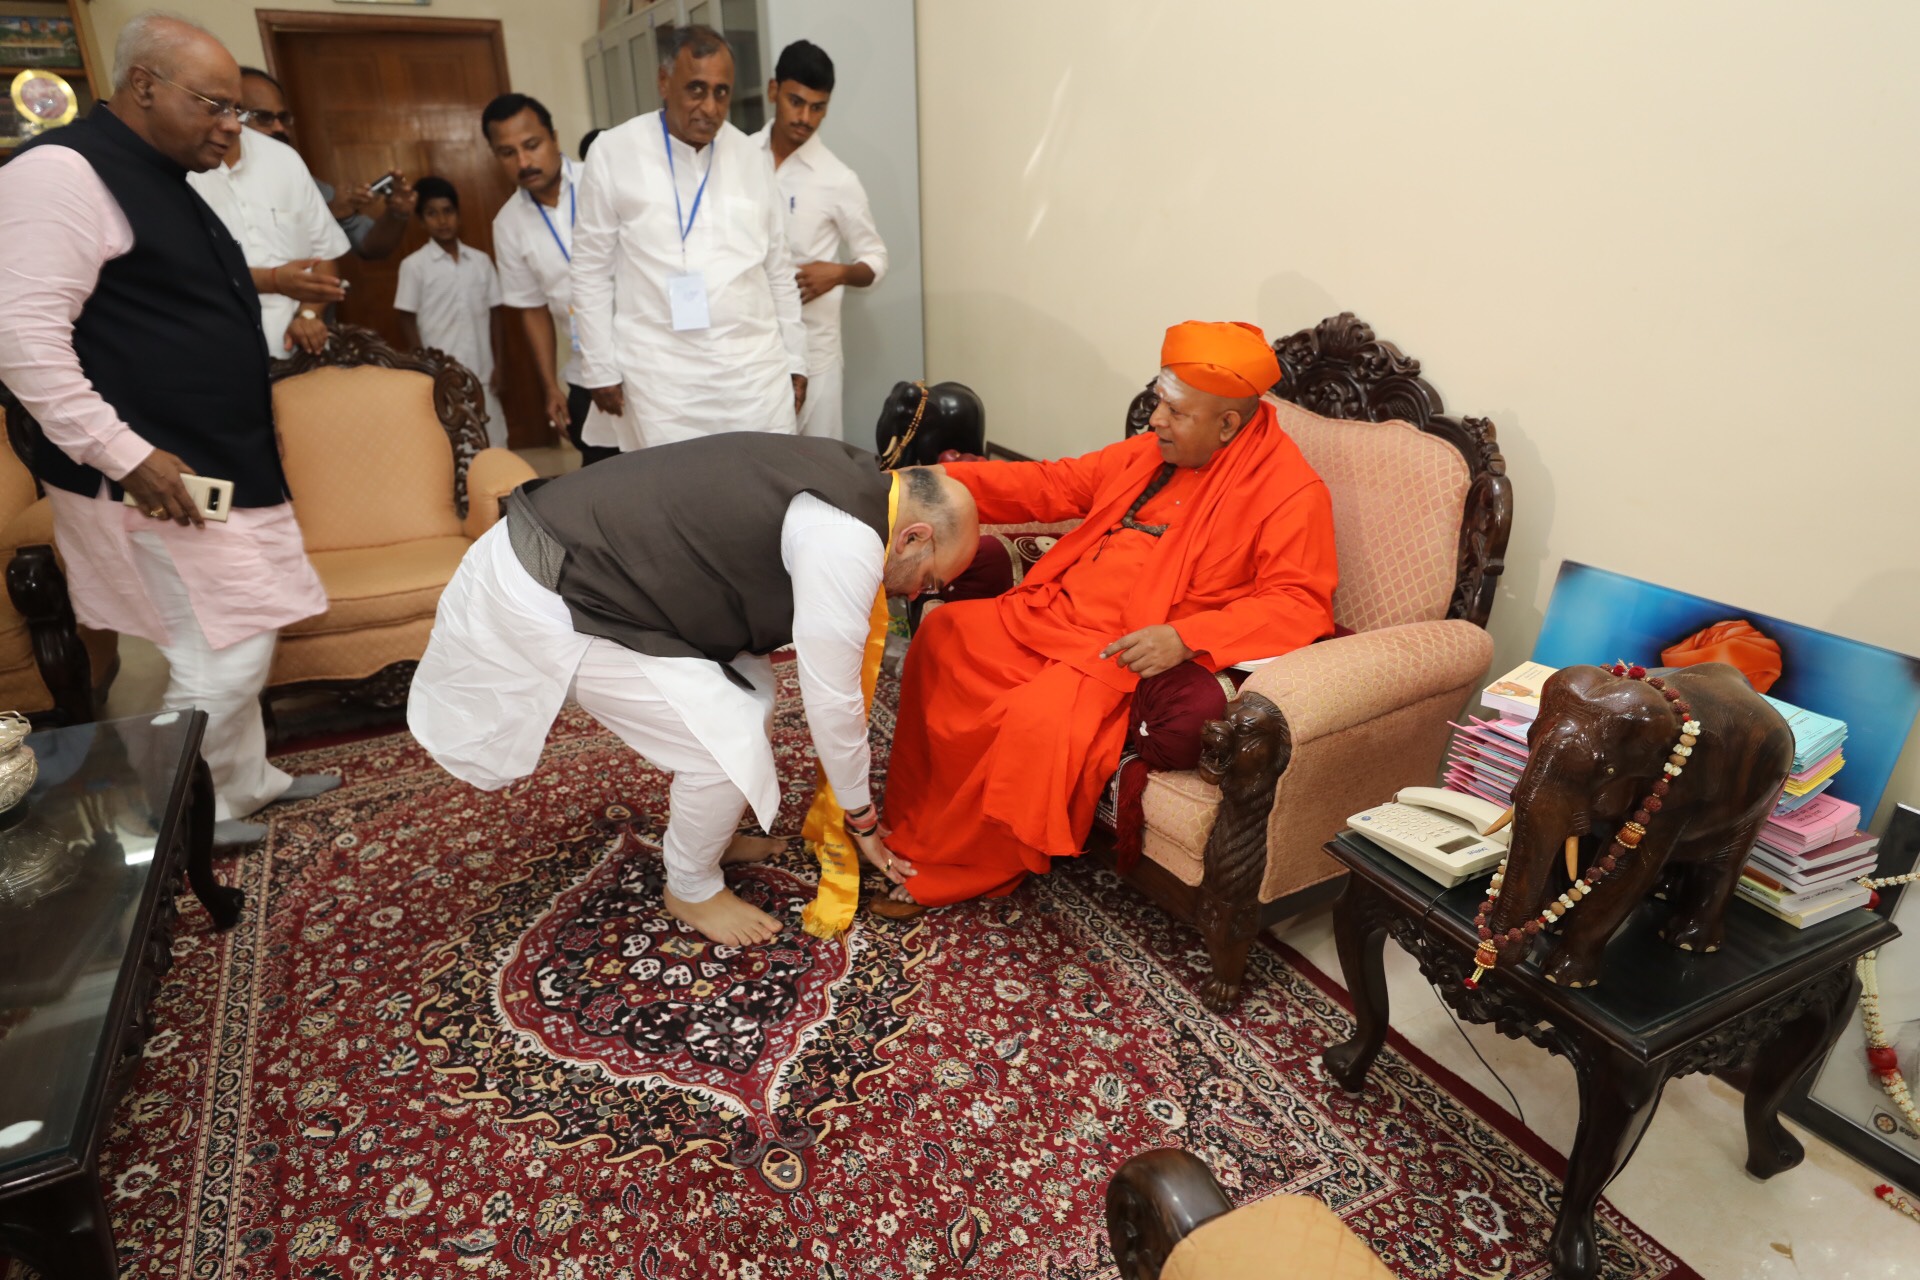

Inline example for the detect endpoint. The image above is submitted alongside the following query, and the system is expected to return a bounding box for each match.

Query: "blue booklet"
[1760,695,1848,775]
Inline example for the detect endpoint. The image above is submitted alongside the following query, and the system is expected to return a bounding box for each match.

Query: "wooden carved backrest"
[269,326,490,554]
[1124,312,1511,629]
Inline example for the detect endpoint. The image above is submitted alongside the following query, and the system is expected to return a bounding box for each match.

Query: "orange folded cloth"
[1161,320,1282,397]
[1660,619,1782,693]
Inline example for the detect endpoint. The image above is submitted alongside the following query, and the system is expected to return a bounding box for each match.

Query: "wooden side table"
[1318,831,1897,1280]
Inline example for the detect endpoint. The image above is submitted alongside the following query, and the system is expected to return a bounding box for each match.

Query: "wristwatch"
[299,309,319,321]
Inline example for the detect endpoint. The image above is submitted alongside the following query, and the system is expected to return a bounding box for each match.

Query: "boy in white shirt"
[394,177,507,445]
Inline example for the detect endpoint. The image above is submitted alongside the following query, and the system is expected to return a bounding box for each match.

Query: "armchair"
[946,314,1512,1009]
[0,410,117,726]
[264,326,535,710]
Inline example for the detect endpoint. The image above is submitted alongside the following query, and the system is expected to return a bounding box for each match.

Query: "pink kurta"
[0,145,324,649]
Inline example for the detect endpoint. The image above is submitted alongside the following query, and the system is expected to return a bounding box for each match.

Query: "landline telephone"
[1347,786,1512,887]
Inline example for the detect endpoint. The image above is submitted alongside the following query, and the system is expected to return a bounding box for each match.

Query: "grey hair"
[1156,367,1259,429]
[899,466,962,541]
[658,23,732,70]
[113,10,216,91]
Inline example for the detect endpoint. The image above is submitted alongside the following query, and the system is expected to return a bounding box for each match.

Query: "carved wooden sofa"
[0,412,118,727]
[264,326,535,710]
[939,314,1513,1009]
[1107,1149,1392,1280]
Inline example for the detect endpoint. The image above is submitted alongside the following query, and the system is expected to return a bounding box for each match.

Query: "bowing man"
[878,322,1340,915]
[570,25,809,452]
[408,434,979,946]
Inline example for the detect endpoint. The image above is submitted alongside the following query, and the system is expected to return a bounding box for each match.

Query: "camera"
[367,173,397,198]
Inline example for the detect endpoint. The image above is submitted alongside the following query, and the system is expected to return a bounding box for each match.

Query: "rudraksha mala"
[1465,663,1704,989]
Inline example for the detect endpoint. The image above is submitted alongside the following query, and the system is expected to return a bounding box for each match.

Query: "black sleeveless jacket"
[512,433,891,664]
[10,107,287,506]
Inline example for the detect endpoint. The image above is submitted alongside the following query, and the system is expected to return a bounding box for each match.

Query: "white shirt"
[394,239,503,383]
[571,112,808,450]
[755,125,888,367]
[493,156,584,387]
[781,491,885,808]
[187,128,350,357]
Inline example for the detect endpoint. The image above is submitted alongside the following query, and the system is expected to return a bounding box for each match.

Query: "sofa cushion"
[1270,397,1468,634]
[283,536,471,637]
[273,365,463,553]
[1163,1193,1392,1280]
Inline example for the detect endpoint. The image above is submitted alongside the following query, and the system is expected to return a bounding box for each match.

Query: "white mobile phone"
[123,475,234,522]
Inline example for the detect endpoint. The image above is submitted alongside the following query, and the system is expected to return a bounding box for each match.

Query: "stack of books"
[1440,662,1553,808]
[1736,794,1876,927]
[1762,695,1849,816]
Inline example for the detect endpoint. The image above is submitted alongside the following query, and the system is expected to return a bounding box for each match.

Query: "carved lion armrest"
[1105,1149,1234,1280]
[462,447,540,541]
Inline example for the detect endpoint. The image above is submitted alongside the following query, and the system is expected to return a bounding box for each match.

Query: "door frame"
[256,10,512,86]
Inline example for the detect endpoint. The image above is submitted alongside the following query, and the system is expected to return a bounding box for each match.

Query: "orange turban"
[1660,619,1783,693]
[1161,320,1281,398]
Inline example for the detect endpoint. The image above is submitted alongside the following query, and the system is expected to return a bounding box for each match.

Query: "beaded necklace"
[1466,663,1703,989]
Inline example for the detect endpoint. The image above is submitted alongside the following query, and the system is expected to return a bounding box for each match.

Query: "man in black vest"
[408,434,978,946]
[0,12,338,844]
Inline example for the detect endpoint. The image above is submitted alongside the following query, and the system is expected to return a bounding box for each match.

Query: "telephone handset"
[1347,786,1512,887]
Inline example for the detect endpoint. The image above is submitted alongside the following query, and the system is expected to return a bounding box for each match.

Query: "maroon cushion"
[939,535,1015,603]
[1127,660,1231,772]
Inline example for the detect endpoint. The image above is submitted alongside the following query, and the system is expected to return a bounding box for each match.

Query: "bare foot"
[886,882,916,902]
[722,833,785,866]
[664,886,783,946]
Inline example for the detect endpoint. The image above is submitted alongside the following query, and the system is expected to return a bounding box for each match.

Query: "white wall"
[764,0,926,448]
[89,0,599,150]
[916,0,1920,829]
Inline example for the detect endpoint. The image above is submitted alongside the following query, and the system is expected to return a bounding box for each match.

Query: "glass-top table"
[0,710,237,1279]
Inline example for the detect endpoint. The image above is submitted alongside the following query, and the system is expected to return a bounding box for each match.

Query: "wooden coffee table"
[1318,830,1897,1280]
[0,711,241,1278]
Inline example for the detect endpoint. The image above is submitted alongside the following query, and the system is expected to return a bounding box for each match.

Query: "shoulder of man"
[249,131,318,185]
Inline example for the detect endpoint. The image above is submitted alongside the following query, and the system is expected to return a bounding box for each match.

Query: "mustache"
[517,167,543,181]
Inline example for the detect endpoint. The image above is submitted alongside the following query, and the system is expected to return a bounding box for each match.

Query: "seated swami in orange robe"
[878,321,1339,909]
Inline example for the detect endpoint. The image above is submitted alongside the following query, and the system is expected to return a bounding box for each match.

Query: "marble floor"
[1282,906,1917,1278]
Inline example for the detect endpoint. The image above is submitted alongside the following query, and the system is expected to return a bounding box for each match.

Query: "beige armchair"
[0,417,117,725]
[1114,314,1513,1008]
[265,326,535,708]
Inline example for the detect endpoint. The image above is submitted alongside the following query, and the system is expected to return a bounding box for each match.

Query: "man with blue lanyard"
[484,93,615,465]
[570,25,809,451]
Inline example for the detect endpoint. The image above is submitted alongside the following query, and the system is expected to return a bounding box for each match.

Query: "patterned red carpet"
[58,662,1696,1279]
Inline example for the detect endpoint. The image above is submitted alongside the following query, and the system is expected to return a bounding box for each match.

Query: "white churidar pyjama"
[127,529,288,820]
[408,522,779,904]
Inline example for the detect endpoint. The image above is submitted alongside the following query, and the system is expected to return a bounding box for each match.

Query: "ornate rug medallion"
[417,805,921,1171]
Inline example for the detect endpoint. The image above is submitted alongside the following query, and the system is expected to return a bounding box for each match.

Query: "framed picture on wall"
[1785,803,1920,1194]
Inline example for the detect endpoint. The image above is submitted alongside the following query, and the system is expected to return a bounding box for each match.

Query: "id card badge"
[668,272,711,332]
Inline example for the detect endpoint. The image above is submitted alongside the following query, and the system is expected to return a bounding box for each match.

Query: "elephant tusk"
[1485,806,1515,836]
[1564,835,1580,882]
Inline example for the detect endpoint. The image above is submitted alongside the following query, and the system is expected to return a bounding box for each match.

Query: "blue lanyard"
[661,111,713,252]
[531,171,574,263]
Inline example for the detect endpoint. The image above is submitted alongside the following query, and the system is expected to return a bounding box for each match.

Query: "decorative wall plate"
[11,68,77,129]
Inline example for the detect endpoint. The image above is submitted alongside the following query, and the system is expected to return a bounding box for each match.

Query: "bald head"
[109,12,242,172]
[884,467,980,601]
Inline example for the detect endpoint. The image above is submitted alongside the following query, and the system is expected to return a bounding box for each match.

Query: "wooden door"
[263,15,551,447]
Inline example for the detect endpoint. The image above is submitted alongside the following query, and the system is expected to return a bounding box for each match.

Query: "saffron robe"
[883,402,1339,904]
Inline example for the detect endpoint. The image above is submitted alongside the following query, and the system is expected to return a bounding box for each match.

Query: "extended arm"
[941,436,1145,525]
[569,144,622,395]
[782,497,886,809]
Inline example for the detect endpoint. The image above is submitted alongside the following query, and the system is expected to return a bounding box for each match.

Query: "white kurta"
[187,128,350,357]
[570,113,808,451]
[394,238,506,445]
[493,157,584,388]
[755,125,888,441]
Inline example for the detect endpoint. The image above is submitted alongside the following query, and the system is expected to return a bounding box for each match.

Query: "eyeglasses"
[248,109,296,129]
[137,66,246,120]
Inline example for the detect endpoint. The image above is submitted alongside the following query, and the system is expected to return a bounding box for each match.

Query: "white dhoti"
[408,522,780,903]
[797,354,844,442]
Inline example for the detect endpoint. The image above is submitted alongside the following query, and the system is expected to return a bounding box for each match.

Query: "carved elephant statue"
[874,380,986,467]
[1489,662,1793,988]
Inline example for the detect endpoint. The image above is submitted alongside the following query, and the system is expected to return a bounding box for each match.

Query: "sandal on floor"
[867,895,927,921]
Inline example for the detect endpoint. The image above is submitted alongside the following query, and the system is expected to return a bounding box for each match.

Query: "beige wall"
[917,0,1920,829]
[89,1,598,151]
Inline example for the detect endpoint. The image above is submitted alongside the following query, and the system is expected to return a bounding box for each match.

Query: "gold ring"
[148,507,166,518]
